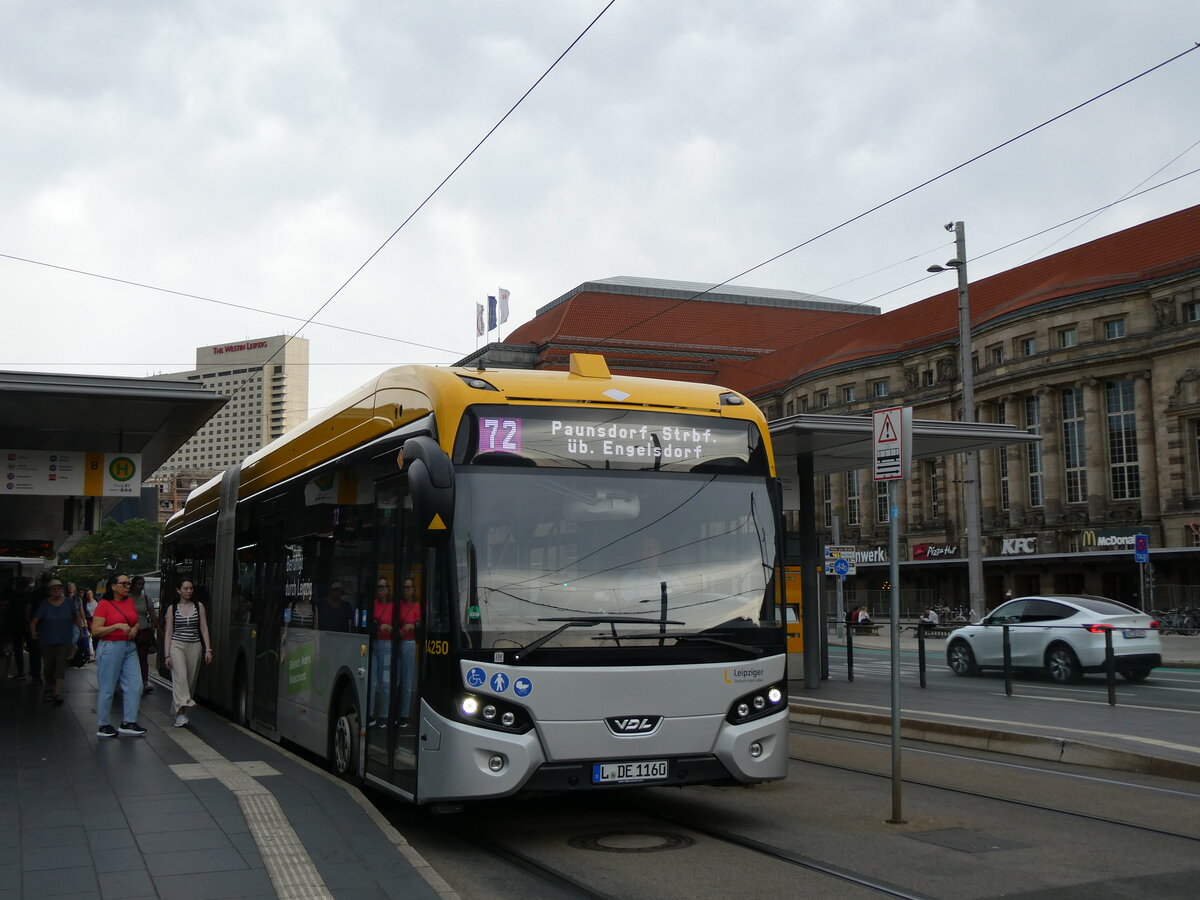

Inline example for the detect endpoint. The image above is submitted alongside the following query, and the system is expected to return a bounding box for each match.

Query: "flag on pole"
[487,295,498,332]
[498,288,510,325]
[475,302,485,337]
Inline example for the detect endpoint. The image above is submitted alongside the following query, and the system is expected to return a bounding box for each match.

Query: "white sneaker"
[174,714,188,728]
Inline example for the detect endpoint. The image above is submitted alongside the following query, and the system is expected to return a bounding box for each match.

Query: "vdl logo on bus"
[605,715,662,735]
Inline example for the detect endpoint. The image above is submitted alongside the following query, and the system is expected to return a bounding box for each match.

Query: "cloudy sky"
[3,1,1197,415]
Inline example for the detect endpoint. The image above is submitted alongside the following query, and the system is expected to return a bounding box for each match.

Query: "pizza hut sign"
[913,543,960,560]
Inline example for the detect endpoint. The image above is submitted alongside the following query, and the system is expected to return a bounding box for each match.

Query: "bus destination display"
[474,410,759,470]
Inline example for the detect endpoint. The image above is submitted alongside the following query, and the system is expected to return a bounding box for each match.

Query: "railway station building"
[465,203,1200,615]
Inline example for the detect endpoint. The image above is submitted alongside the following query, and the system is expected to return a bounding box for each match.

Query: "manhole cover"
[568,831,695,853]
[907,827,1030,854]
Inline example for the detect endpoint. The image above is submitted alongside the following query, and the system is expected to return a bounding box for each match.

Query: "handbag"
[138,597,158,655]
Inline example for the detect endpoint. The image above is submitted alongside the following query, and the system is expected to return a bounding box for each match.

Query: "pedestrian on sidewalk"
[90,573,147,738]
[81,588,99,662]
[30,579,86,704]
[26,574,52,683]
[4,577,34,680]
[130,575,160,695]
[163,580,212,727]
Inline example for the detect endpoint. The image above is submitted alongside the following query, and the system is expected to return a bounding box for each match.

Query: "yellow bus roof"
[166,355,774,532]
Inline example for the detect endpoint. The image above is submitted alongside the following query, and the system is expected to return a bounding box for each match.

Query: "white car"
[945,594,1162,684]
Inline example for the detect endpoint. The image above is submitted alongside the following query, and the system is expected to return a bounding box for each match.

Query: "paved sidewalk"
[0,663,456,900]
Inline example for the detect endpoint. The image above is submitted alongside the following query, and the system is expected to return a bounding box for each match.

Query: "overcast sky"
[3,1,1197,415]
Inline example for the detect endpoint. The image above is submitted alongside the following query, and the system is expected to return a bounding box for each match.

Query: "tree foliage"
[60,518,163,588]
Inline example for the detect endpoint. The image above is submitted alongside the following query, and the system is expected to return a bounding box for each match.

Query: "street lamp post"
[928,221,986,621]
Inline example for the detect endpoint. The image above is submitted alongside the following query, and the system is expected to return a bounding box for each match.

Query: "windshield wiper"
[515,615,684,661]
[616,631,759,655]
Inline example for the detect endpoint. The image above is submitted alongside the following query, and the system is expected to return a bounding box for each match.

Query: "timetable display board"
[2,449,143,497]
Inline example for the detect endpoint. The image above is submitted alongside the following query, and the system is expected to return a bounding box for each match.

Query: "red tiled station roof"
[493,204,1199,395]
[716,203,1200,395]
[504,290,876,382]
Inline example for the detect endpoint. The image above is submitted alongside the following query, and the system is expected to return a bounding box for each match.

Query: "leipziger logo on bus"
[723,666,766,684]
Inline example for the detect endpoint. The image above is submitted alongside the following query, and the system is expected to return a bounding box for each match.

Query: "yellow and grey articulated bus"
[160,354,789,804]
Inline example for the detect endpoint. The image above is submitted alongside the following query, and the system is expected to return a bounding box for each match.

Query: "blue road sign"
[1134,533,1149,563]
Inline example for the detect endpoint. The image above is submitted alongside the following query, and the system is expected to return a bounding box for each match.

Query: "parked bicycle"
[1154,607,1200,635]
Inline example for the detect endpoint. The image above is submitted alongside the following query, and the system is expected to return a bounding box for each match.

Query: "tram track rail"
[377,725,1200,899]
[387,791,941,900]
[627,801,936,900]
[789,724,1200,844]
[436,818,617,900]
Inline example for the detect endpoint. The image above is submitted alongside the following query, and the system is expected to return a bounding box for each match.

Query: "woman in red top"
[397,578,421,726]
[90,573,147,737]
[368,579,394,727]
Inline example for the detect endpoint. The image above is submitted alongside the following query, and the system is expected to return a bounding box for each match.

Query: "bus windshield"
[453,468,780,652]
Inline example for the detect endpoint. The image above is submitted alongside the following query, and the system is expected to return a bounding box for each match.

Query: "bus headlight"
[457,692,532,733]
[726,681,788,725]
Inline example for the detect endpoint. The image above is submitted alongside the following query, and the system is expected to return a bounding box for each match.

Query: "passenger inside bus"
[318,582,353,632]
[397,578,420,727]
[368,579,393,727]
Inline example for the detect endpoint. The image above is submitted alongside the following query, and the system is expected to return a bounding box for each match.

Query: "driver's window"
[990,600,1027,625]
[1023,600,1070,622]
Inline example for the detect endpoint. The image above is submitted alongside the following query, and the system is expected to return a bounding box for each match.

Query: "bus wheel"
[332,693,361,785]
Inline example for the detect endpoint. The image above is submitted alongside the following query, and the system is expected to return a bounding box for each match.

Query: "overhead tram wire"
[222,0,619,406]
[600,41,1200,347]
[1016,134,1200,264]
[0,253,461,356]
[685,167,1200,392]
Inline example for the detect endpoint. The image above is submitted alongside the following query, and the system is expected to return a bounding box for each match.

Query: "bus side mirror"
[403,436,455,546]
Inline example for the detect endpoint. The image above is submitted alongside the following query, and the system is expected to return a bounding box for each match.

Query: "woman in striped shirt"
[163,581,212,727]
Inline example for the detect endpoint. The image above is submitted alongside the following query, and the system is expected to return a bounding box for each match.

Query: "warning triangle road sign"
[876,413,898,443]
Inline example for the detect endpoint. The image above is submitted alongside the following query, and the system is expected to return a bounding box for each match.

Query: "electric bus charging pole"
[874,405,911,826]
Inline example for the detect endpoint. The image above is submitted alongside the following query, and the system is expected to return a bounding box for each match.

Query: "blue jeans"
[370,639,392,718]
[399,640,417,720]
[96,640,142,726]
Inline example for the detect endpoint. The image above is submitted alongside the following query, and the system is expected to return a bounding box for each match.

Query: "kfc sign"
[1001,537,1038,556]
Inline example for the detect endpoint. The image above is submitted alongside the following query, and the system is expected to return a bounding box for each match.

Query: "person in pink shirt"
[397,578,421,727]
[368,579,394,727]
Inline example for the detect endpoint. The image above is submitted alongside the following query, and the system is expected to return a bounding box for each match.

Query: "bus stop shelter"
[769,413,1040,689]
[0,370,225,559]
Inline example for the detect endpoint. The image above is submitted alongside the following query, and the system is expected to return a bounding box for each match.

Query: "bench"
[851,623,882,636]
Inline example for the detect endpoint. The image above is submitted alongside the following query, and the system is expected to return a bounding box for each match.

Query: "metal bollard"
[1002,625,1013,697]
[1104,628,1117,706]
[846,625,854,682]
[917,622,927,688]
